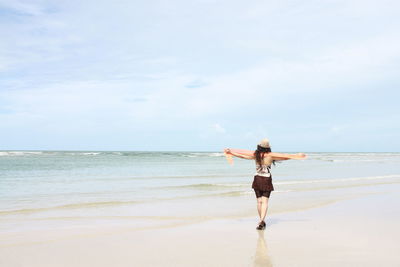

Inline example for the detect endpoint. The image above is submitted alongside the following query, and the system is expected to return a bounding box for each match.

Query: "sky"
[0,0,399,152]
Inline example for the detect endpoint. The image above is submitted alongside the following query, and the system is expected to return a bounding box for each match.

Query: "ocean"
[1,151,400,232]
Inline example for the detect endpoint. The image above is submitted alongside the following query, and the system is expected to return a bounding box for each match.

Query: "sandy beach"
[1,182,399,267]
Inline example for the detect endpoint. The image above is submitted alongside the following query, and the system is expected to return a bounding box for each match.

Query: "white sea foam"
[207,152,224,157]
[0,151,43,156]
[64,152,102,156]
[185,152,224,158]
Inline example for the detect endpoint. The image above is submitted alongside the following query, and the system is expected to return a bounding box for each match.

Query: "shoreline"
[1,184,399,266]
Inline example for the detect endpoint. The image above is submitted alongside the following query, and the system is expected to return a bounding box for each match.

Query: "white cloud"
[213,123,226,134]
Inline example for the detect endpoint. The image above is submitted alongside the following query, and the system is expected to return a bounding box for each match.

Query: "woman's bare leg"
[257,197,263,221]
[260,196,269,222]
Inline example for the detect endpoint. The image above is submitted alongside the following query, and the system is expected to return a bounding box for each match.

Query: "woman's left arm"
[270,152,306,160]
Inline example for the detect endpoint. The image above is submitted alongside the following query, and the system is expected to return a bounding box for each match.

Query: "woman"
[224,138,306,230]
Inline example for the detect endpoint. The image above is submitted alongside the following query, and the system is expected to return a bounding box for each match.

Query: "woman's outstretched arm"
[224,148,255,160]
[269,152,306,160]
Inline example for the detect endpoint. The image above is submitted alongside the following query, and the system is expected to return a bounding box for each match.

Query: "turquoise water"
[1,151,400,231]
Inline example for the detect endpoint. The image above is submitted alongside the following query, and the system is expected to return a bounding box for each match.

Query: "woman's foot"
[256,221,266,230]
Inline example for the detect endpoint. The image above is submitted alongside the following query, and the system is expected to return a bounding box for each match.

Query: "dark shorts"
[254,189,271,198]
[252,175,274,198]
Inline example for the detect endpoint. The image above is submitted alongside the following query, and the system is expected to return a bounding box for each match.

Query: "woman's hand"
[297,153,306,158]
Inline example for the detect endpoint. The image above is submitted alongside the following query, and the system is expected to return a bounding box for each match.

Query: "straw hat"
[258,138,270,148]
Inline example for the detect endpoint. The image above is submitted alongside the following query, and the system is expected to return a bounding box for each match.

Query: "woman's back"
[255,154,273,177]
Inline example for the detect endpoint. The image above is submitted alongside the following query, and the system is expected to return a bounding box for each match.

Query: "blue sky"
[0,0,399,152]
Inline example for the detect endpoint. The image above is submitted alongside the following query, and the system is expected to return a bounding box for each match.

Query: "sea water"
[1,151,400,232]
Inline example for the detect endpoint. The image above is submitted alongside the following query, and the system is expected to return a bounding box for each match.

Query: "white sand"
[1,184,399,267]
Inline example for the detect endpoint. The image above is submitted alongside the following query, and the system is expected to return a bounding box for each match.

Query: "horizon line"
[0,149,399,153]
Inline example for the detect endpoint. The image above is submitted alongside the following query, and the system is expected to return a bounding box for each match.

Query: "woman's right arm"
[224,149,255,160]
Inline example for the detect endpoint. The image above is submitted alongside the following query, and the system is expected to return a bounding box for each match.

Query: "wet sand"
[1,184,399,267]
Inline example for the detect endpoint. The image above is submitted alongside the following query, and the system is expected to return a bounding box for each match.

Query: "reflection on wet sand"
[253,230,273,267]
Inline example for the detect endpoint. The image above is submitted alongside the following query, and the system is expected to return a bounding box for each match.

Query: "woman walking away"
[224,138,306,230]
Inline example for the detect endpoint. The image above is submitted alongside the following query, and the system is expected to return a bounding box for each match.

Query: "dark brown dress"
[252,175,274,192]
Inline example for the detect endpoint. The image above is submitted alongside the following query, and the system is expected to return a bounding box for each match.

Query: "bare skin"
[224,149,305,227]
[257,196,268,224]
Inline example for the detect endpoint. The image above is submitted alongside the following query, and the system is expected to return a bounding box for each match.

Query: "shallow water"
[1,151,400,232]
